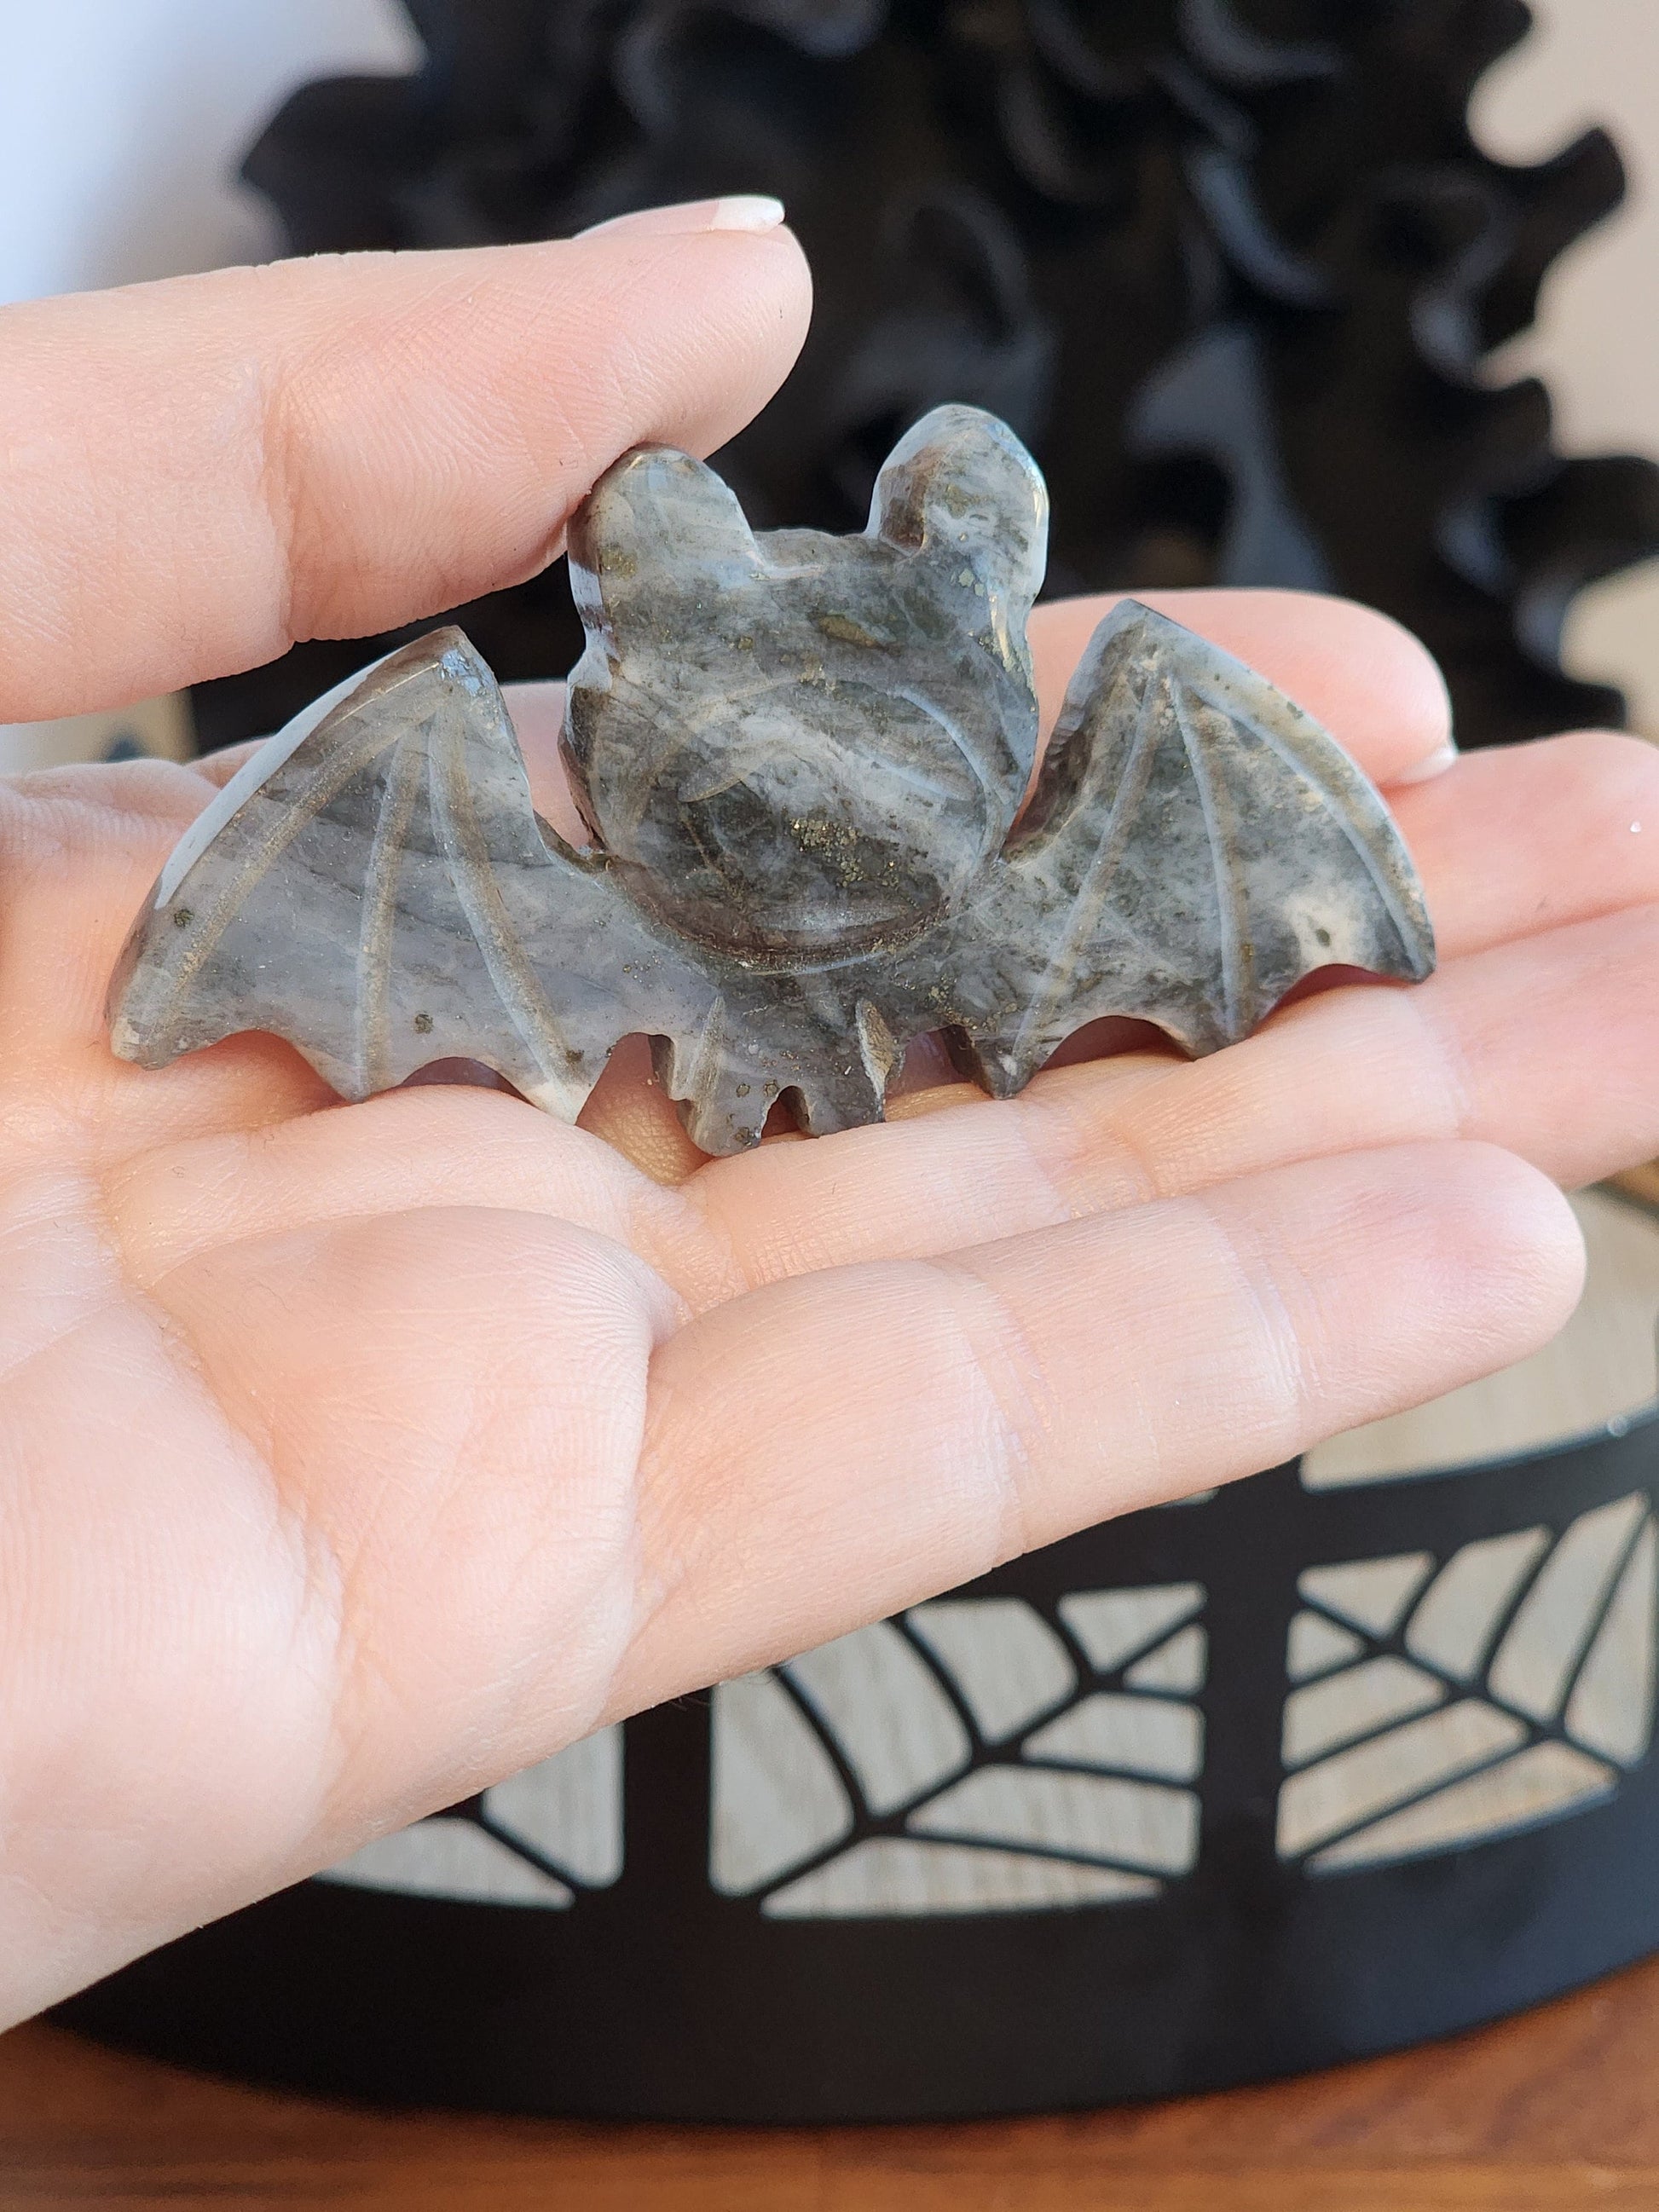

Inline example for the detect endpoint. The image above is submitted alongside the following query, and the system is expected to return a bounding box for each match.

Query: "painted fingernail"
[575,195,786,241]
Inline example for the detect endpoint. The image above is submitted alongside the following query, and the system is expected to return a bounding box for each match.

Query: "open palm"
[3,202,1656,2026]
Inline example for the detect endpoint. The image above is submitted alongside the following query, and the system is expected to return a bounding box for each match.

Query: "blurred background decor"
[217,0,1659,751]
[0,693,193,776]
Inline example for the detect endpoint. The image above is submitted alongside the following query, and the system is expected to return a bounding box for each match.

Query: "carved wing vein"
[355,731,426,1094]
[1171,680,1248,1038]
[427,715,587,1116]
[146,714,404,1040]
[1189,680,1428,970]
[1014,665,1165,1053]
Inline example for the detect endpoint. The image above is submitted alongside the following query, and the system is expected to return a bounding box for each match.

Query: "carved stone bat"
[107,405,1434,1155]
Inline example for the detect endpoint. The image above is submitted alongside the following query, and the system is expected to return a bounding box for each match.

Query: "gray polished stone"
[107,405,1434,1155]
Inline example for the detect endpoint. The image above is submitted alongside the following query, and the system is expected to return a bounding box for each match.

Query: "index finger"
[0,215,812,724]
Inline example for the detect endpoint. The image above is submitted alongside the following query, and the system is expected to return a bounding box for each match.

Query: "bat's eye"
[587,680,997,960]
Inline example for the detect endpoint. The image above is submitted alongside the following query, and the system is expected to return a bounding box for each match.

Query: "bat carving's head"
[564,406,1048,962]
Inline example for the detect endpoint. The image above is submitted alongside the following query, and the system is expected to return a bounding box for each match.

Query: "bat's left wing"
[960,599,1435,1092]
[107,630,714,1122]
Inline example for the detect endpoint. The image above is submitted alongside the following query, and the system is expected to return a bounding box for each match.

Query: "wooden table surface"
[3,1959,1658,2211]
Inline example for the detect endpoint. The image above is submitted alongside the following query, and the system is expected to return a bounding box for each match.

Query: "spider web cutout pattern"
[1278,1493,1657,1873]
[318,1726,624,1908]
[711,1585,1207,1917]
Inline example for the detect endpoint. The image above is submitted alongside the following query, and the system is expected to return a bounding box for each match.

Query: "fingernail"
[575,196,786,242]
[1391,741,1459,786]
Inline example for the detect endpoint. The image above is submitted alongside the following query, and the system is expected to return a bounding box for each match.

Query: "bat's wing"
[960,599,1435,1091]
[107,630,706,1119]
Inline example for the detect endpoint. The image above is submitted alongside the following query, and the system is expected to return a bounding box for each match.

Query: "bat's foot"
[941,1026,1033,1101]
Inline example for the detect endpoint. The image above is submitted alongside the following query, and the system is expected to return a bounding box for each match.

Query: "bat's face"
[565,406,1049,961]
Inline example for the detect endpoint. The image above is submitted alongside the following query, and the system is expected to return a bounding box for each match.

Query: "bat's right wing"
[107,631,697,1119]
[958,599,1435,1092]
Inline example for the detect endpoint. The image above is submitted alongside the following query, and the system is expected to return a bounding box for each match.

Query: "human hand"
[3,206,1655,2026]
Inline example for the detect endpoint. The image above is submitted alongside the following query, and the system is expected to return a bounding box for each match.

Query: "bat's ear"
[869,405,1048,610]
[568,446,760,630]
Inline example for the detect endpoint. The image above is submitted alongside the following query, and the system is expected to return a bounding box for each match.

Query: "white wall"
[0,0,420,770]
[0,0,418,306]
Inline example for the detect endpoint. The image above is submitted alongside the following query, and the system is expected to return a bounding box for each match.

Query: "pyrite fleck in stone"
[107,405,1435,1155]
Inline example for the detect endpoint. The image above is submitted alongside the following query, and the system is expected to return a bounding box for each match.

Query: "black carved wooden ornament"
[198,0,1659,760]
